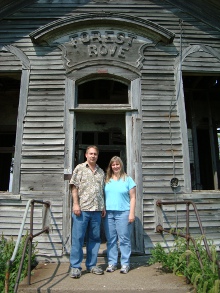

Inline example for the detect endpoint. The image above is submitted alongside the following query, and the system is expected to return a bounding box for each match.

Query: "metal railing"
[5,199,50,293]
[156,200,220,278]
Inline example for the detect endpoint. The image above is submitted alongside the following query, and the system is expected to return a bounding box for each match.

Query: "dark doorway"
[75,122,126,172]
[0,133,15,191]
[0,73,20,192]
[197,128,214,190]
[75,78,128,243]
[183,75,220,190]
[97,151,120,173]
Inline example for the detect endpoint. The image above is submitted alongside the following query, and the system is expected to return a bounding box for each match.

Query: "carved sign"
[60,30,151,71]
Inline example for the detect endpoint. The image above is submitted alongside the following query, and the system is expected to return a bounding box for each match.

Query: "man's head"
[85,145,99,165]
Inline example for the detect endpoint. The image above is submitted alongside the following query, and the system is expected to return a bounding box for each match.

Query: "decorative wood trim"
[174,44,220,192]
[12,69,30,194]
[174,69,191,193]
[64,78,75,176]
[67,65,140,84]
[3,45,30,69]
[62,181,71,254]
[60,57,143,75]
[174,44,220,69]
[29,13,175,45]
[0,45,30,195]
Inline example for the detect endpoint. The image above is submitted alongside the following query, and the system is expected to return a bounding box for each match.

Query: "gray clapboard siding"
[20,173,64,187]
[23,128,64,134]
[141,33,184,252]
[0,0,220,257]
[24,117,64,123]
[22,146,64,153]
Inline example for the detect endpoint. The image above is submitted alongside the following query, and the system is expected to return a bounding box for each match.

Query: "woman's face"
[111,160,121,174]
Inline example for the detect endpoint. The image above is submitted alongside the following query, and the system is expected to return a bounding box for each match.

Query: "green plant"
[149,234,220,293]
[0,233,38,293]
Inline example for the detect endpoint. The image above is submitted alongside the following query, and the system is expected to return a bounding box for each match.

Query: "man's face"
[85,147,98,164]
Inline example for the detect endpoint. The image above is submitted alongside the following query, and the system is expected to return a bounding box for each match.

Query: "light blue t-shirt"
[104,176,136,211]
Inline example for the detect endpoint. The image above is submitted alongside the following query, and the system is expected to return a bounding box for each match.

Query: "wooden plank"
[23,122,64,128]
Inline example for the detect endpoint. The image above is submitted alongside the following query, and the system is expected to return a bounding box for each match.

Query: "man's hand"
[101,208,106,217]
[73,203,81,216]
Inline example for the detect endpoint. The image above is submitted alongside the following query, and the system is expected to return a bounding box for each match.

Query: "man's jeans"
[103,210,132,266]
[70,211,101,270]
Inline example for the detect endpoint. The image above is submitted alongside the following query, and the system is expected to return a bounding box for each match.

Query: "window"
[77,79,128,104]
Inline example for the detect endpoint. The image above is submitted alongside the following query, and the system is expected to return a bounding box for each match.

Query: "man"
[69,145,105,278]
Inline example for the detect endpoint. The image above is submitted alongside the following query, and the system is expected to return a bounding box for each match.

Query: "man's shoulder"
[97,165,105,175]
[73,162,87,171]
[76,162,87,168]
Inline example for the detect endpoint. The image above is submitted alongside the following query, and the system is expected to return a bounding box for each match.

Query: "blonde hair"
[105,156,126,183]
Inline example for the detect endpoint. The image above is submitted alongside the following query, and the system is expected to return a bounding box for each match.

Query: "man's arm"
[71,185,81,216]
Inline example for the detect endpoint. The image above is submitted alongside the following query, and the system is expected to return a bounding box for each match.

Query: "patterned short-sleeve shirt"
[69,162,105,211]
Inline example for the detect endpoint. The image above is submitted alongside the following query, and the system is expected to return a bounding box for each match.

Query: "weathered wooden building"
[0,0,220,260]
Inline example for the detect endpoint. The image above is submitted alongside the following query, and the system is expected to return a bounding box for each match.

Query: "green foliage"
[149,234,220,293]
[0,233,37,293]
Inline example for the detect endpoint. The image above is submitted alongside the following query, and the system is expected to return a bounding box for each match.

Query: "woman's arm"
[128,187,136,222]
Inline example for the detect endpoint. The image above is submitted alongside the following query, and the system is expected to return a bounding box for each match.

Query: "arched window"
[77,79,128,104]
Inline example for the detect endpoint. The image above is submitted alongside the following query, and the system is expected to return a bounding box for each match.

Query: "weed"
[149,234,220,293]
[0,233,37,293]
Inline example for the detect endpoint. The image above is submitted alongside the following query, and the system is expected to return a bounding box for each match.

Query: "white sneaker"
[120,265,130,274]
[69,267,81,278]
[106,264,117,272]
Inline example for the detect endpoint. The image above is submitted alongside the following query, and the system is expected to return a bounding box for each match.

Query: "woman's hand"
[128,213,135,223]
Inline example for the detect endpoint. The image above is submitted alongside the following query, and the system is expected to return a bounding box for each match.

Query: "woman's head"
[106,156,126,182]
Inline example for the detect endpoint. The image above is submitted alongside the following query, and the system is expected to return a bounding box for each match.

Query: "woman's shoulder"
[125,175,136,185]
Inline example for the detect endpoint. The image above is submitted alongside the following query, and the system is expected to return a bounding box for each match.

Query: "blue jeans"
[104,210,132,266]
[70,211,101,270]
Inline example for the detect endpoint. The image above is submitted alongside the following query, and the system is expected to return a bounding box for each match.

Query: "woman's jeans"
[70,211,101,270]
[104,210,132,266]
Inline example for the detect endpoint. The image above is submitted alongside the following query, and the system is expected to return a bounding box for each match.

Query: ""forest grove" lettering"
[69,30,137,59]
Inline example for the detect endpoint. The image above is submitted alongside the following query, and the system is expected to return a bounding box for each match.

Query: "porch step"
[96,243,150,264]
[17,261,194,293]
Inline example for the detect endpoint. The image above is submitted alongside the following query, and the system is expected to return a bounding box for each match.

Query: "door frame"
[63,71,144,254]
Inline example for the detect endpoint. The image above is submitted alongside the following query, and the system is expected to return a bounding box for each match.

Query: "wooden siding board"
[23,128,64,134]
[24,117,64,123]
[22,145,64,151]
[23,122,64,128]
[25,112,64,117]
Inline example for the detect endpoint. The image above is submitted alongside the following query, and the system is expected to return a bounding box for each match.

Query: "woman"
[104,156,136,274]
